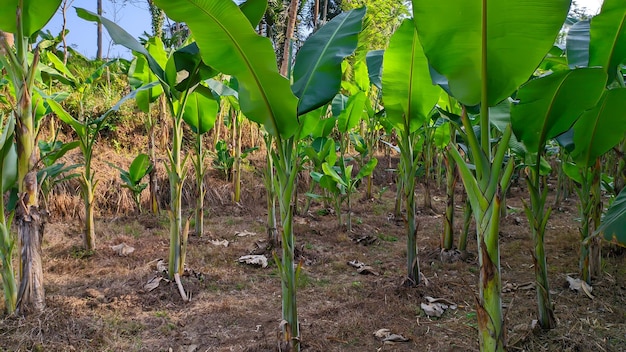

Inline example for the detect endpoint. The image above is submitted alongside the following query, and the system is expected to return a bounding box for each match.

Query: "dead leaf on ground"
[144,276,162,292]
[352,234,377,246]
[357,266,379,276]
[235,230,257,237]
[347,260,380,275]
[156,259,167,273]
[421,296,457,317]
[209,239,229,247]
[566,276,594,299]
[373,328,410,344]
[111,243,135,256]
[238,255,268,268]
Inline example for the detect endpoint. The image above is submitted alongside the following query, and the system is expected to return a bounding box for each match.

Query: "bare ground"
[0,151,625,352]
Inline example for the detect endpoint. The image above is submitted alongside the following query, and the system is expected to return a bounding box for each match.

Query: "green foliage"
[342,0,409,50]
[413,0,570,107]
[0,0,62,36]
[37,140,81,210]
[597,187,626,246]
[511,68,606,155]
[382,19,440,133]
[212,140,258,181]
[152,0,298,138]
[108,153,153,213]
[292,7,365,115]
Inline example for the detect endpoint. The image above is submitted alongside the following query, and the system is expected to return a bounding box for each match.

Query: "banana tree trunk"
[400,132,420,285]
[83,180,96,250]
[16,171,46,315]
[233,112,242,203]
[579,160,602,284]
[195,133,204,237]
[589,160,602,279]
[459,194,471,252]
[274,137,301,351]
[168,117,184,279]
[422,136,433,210]
[0,221,17,314]
[148,107,159,214]
[264,135,279,248]
[13,39,46,314]
[442,147,456,250]
[475,199,505,351]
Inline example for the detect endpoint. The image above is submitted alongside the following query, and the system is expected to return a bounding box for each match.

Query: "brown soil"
[0,144,625,351]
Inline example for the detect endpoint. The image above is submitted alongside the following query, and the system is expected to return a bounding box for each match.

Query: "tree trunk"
[313,0,319,28]
[147,0,165,39]
[15,172,46,315]
[279,0,299,77]
[61,0,73,63]
[97,0,103,60]
[441,148,456,250]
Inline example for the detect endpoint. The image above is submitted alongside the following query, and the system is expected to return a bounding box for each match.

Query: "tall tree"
[147,0,164,39]
[280,0,299,75]
[97,0,103,59]
[343,0,409,50]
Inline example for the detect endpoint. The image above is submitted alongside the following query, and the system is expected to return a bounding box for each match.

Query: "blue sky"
[44,0,605,60]
[46,0,152,59]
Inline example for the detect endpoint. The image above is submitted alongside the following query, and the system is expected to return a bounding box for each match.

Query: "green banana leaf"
[0,0,61,36]
[566,20,590,68]
[182,85,219,135]
[153,0,298,139]
[129,37,167,112]
[1,143,17,194]
[571,88,626,168]
[299,106,336,139]
[412,0,570,106]
[239,0,267,28]
[511,68,607,153]
[366,50,384,90]
[382,19,440,134]
[589,2,626,82]
[171,42,217,91]
[337,91,366,133]
[596,187,626,247]
[45,51,77,84]
[353,59,370,93]
[356,158,378,180]
[292,7,366,116]
[128,153,153,185]
[322,162,347,188]
[0,114,16,194]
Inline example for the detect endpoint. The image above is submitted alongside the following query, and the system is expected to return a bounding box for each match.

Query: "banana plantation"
[0,0,625,351]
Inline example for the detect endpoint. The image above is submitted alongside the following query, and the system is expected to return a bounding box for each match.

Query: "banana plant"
[182,85,218,236]
[413,0,570,350]
[0,0,63,314]
[511,67,607,328]
[151,2,365,350]
[382,19,440,286]
[77,9,215,298]
[46,83,158,250]
[556,0,626,284]
[107,153,154,213]
[43,58,121,251]
[302,137,337,214]
[37,139,80,212]
[128,36,168,215]
[0,114,17,314]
